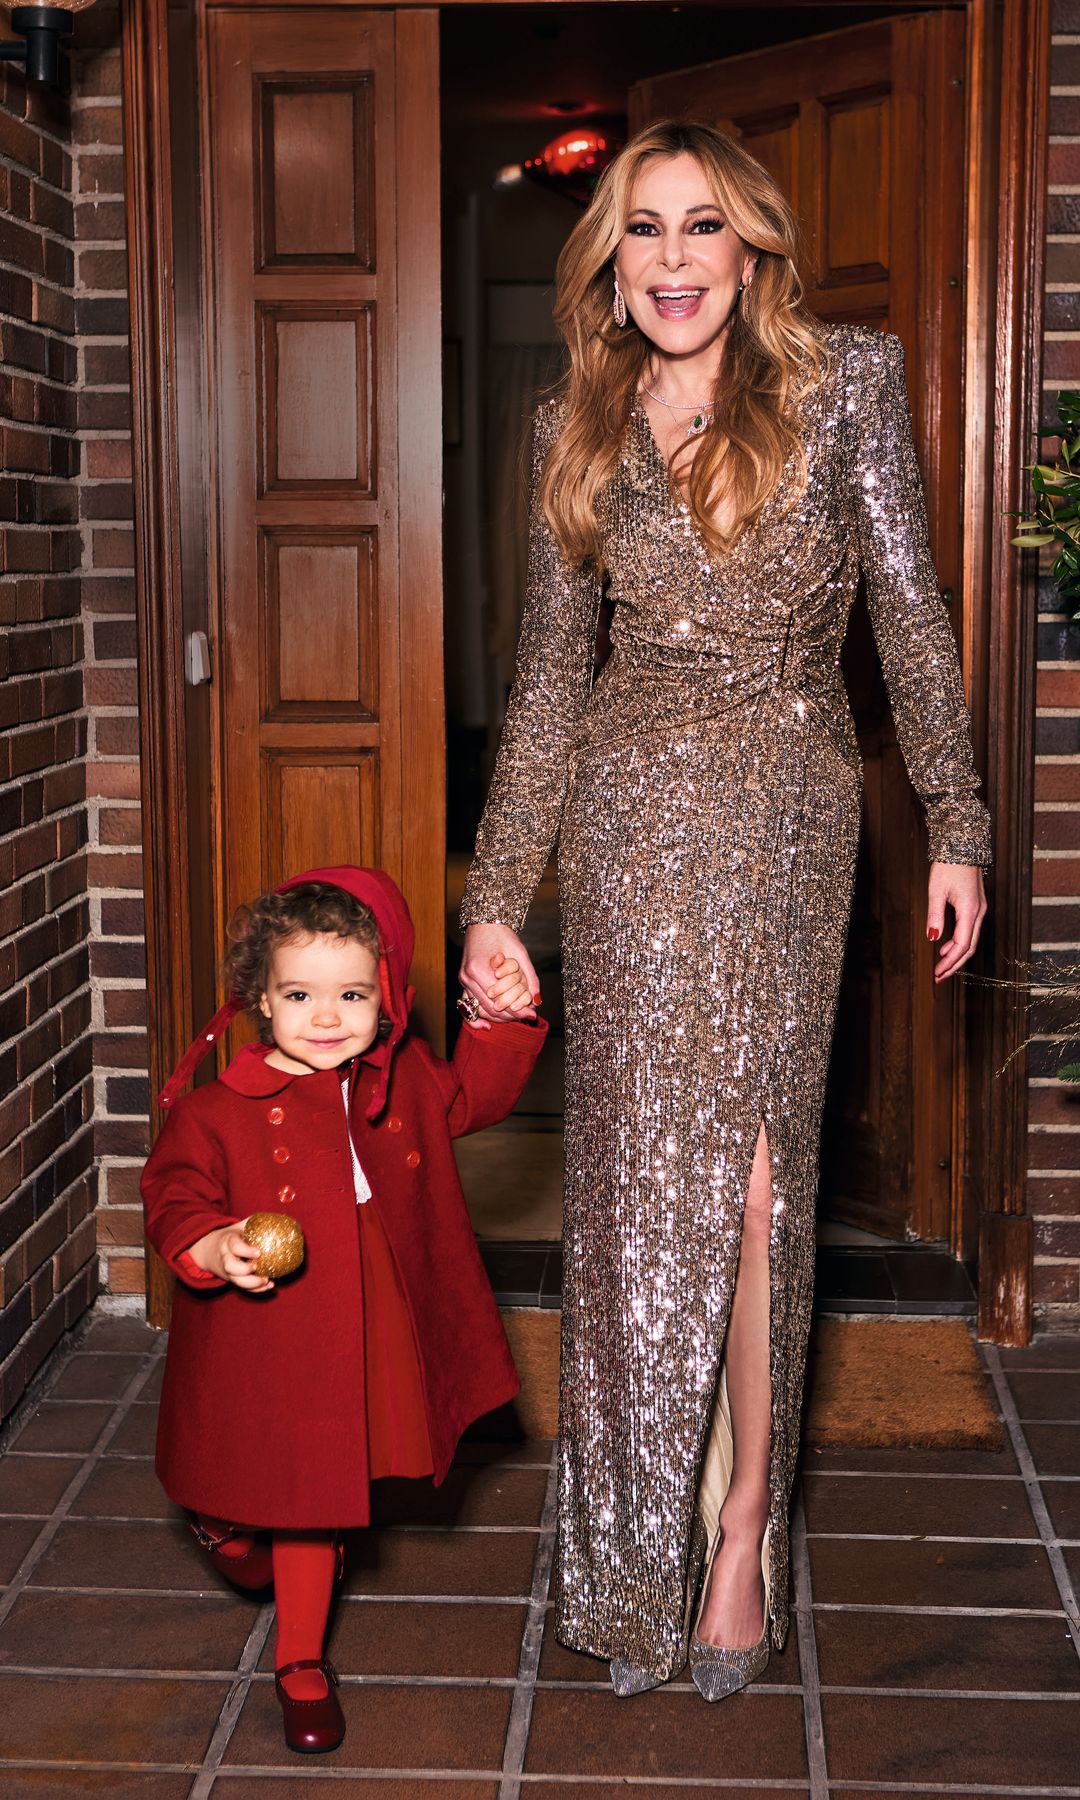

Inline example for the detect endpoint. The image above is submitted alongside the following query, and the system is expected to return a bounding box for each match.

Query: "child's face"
[259,932,381,1074]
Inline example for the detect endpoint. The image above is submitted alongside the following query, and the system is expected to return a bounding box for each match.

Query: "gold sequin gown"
[460,325,992,1679]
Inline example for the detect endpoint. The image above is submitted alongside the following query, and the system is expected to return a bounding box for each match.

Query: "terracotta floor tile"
[0,1671,228,1764]
[0,1454,80,1515]
[0,1776,192,1798]
[523,1790,804,1800]
[0,1517,43,1582]
[1044,1478,1080,1539]
[343,1527,536,1599]
[140,1362,165,1400]
[1006,1370,1080,1421]
[319,1598,527,1678]
[370,1464,549,1529]
[257,1596,525,1679]
[225,1679,512,1770]
[821,1691,1080,1785]
[103,1405,159,1457]
[80,1318,160,1353]
[28,1518,240,1593]
[535,1608,802,1687]
[0,1589,254,1671]
[524,1686,807,1779]
[802,1472,1034,1539]
[826,1792,1050,1800]
[808,1534,1061,1610]
[1022,1421,1080,1476]
[47,1354,148,1403]
[68,1458,174,1521]
[11,1403,113,1454]
[213,1784,498,1799]
[801,1441,1019,1476]
[814,1605,1080,1690]
[1000,1335,1080,1369]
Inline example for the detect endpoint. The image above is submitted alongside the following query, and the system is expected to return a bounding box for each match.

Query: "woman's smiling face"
[614,151,758,361]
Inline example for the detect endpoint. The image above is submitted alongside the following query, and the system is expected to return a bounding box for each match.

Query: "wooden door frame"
[121,0,1047,1343]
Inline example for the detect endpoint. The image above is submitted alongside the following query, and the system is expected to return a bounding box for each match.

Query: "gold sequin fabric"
[460,325,992,1679]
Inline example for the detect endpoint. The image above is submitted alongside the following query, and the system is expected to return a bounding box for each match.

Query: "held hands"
[926,862,987,983]
[187,1220,275,1294]
[460,924,541,1029]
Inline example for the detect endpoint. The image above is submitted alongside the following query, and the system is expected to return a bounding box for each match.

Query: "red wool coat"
[142,864,547,1530]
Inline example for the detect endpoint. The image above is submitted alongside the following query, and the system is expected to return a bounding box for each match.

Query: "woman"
[458,121,990,1699]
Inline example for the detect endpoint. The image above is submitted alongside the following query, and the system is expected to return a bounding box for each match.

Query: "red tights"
[198,1517,337,1700]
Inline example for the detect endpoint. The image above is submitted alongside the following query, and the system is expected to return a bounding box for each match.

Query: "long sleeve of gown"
[460,401,601,931]
[852,331,993,868]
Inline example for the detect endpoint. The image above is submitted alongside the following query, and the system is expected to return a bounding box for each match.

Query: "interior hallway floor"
[0,1310,1078,1795]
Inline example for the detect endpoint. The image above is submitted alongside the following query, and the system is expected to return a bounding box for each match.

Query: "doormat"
[804,1317,1005,1450]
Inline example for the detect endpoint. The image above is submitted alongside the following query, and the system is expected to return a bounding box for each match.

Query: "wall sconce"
[0,4,95,89]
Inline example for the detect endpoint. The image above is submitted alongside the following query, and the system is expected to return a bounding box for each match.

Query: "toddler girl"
[142,865,545,1753]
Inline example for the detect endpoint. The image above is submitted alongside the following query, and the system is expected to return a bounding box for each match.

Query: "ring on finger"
[456,989,481,1022]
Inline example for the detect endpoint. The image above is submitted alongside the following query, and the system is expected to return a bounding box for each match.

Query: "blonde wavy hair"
[541,120,827,564]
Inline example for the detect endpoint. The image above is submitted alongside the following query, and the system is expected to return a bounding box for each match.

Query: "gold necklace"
[639,379,715,438]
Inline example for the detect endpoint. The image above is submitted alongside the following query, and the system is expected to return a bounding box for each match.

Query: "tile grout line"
[980,1343,1080,1661]
[498,1447,559,1800]
[791,1486,829,1800]
[0,1341,166,1635]
[187,1600,276,1799]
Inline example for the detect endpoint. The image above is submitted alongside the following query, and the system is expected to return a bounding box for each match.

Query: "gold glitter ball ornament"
[243,1212,305,1278]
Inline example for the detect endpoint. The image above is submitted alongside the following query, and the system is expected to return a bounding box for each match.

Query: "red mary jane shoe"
[274,1657,346,1754]
[187,1515,274,1591]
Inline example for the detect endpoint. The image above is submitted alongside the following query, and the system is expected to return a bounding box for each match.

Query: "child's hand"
[187,1221,275,1293]
[464,950,535,1031]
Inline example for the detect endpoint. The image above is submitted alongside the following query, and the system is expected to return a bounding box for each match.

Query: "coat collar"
[219,1041,386,1098]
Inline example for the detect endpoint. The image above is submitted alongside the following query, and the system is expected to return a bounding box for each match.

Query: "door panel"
[631,13,966,1243]
[205,8,443,1040]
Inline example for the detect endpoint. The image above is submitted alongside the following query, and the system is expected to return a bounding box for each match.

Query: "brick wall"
[0,4,143,1423]
[72,7,147,1305]
[1034,1,1080,1327]
[0,17,94,1417]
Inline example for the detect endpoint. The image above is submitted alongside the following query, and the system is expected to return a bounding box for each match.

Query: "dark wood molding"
[968,0,1049,1343]
[121,0,190,1329]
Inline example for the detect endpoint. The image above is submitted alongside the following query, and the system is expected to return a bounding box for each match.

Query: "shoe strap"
[276,1658,339,1686]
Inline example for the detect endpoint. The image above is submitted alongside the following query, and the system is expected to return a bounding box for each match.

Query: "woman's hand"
[926,862,987,983]
[187,1221,275,1293]
[460,923,540,1027]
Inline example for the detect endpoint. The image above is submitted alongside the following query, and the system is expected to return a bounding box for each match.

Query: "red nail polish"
[927,927,940,941]
[533,992,542,1005]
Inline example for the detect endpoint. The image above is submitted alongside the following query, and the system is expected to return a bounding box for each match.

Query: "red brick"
[93,714,139,757]
[53,1214,96,1290]
[84,665,137,708]
[103,987,147,1028]
[101,1163,143,1207]
[87,848,142,889]
[1034,1260,1080,1303]
[96,1207,144,1247]
[1033,855,1080,895]
[104,1254,145,1295]
[98,806,141,848]
[84,437,131,479]
[87,761,140,800]
[1028,1174,1080,1213]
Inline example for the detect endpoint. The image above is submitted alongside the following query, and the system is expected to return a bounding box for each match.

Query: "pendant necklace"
[639,377,716,438]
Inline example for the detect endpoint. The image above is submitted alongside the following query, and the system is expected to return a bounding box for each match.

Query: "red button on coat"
[273,1146,290,1164]
[267,1107,285,1126]
[405,1150,421,1169]
[277,1184,296,1204]
[387,1116,402,1133]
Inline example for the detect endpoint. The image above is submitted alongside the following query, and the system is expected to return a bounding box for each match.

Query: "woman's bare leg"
[696,1119,772,1647]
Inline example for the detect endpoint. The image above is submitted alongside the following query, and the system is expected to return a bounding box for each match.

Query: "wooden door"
[205,6,444,1043]
[631,13,967,1244]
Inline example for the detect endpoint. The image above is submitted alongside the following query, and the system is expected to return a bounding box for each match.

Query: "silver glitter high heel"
[688,1522,770,1702]
[609,1509,710,1697]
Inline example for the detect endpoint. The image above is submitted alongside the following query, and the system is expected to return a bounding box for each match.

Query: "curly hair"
[223,883,387,1046]
[541,119,827,564]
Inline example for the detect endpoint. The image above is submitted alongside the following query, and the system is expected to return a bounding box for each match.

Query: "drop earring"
[613,274,627,329]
